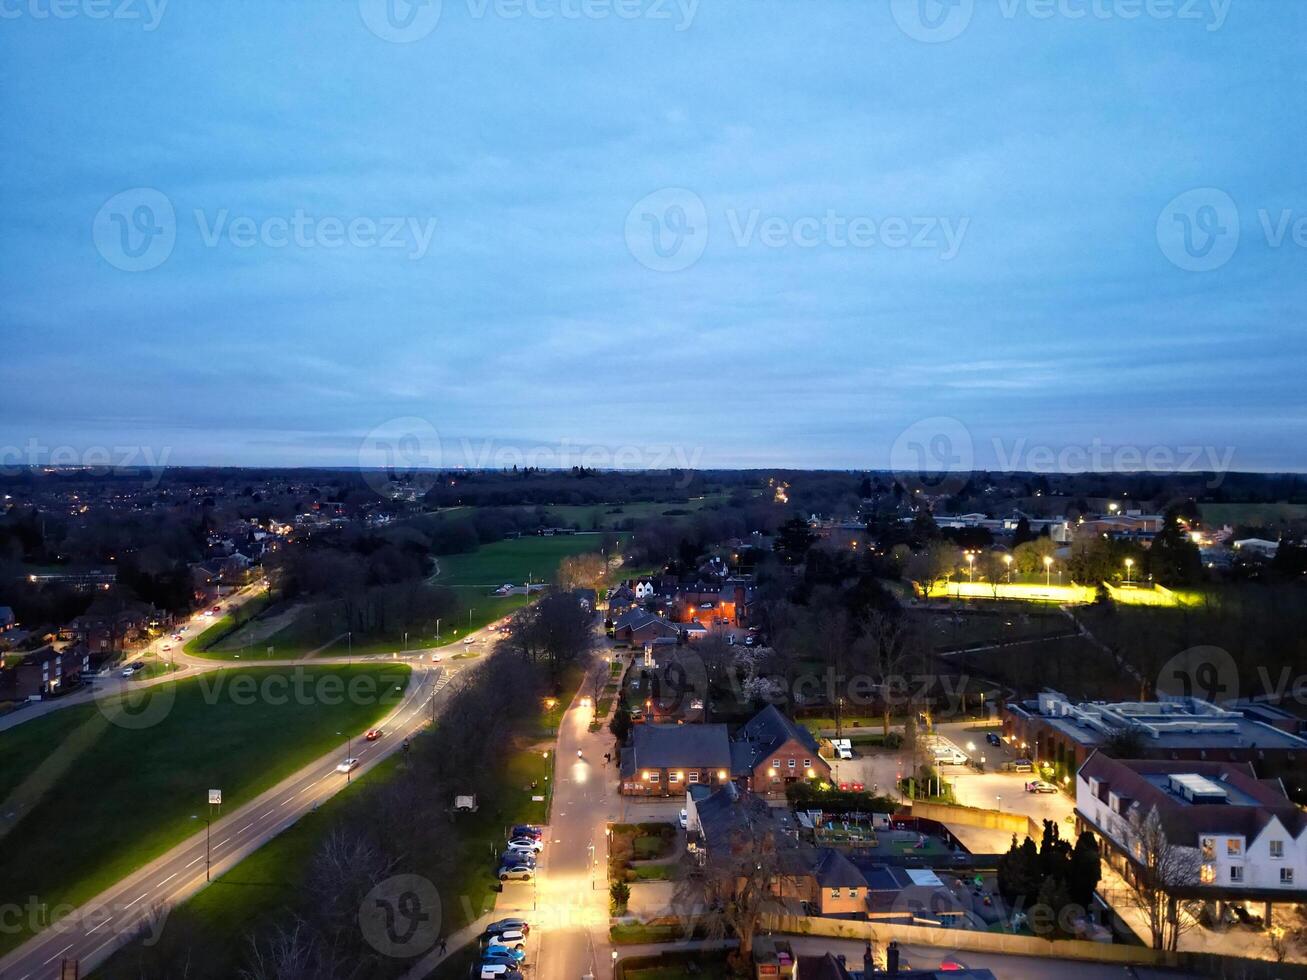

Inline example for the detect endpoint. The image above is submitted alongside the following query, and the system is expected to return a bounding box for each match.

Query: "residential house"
[0,643,90,700]
[611,609,681,648]
[734,704,832,794]
[620,723,734,795]
[68,600,167,657]
[0,606,14,631]
[1075,752,1307,926]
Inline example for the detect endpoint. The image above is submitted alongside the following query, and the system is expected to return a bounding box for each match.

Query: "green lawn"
[433,534,614,587]
[96,754,400,980]
[0,664,410,955]
[534,494,727,530]
[184,593,273,654]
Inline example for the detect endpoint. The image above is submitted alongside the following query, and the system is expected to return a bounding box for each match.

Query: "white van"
[933,745,967,765]
[832,738,854,761]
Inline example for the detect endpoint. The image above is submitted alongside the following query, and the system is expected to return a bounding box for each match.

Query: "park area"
[189,534,615,660]
[0,664,409,954]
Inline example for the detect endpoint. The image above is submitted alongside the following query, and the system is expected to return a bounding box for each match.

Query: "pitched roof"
[1078,751,1307,843]
[812,848,868,889]
[628,723,732,771]
[735,705,822,770]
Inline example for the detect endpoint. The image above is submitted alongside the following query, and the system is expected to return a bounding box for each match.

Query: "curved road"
[0,638,495,980]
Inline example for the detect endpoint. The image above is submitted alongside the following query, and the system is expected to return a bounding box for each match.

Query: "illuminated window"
[1226,839,1242,856]
[688,771,700,783]
[649,772,660,783]
[1201,838,1215,861]
[1200,864,1215,884]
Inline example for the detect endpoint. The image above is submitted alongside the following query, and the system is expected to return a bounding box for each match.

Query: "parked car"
[1010,758,1034,772]
[498,862,533,881]
[507,837,543,852]
[120,663,142,678]
[336,758,360,774]
[484,944,526,964]
[986,732,1002,746]
[1026,779,1058,794]
[483,927,528,949]
[364,729,382,741]
[510,825,543,841]
[483,918,530,938]
[477,962,520,980]
[500,846,537,863]
[678,809,688,830]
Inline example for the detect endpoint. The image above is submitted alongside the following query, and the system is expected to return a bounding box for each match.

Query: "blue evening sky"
[1,0,1304,474]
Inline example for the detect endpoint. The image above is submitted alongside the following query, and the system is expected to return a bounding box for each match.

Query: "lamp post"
[1043,555,1052,587]
[1003,553,1013,583]
[965,552,974,584]
[1124,557,1134,585]
[435,618,441,645]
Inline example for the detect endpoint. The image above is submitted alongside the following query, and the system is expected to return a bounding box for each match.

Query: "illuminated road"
[534,647,620,980]
[0,660,474,980]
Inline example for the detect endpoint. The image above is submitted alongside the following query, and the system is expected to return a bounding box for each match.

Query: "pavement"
[0,654,483,980]
[532,645,623,980]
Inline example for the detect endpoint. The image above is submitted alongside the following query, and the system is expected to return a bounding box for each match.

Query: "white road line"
[240,822,253,832]
[215,837,230,847]
[157,872,178,888]
[87,917,111,934]
[122,893,147,910]
[262,808,275,817]
[42,944,74,965]
[185,855,204,867]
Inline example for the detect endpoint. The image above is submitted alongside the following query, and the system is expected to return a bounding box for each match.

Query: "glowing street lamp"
[1043,555,1052,586]
[1003,553,1013,583]
[965,552,975,584]
[1124,557,1134,585]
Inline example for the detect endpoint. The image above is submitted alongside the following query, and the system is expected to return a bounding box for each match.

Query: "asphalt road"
[533,643,622,980]
[0,659,474,980]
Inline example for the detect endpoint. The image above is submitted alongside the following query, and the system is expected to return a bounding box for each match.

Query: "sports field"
[432,533,612,587]
[0,664,409,954]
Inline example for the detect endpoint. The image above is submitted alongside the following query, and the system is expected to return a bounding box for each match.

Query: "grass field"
[534,494,727,530]
[184,592,273,654]
[1199,501,1307,527]
[433,534,613,587]
[0,664,410,955]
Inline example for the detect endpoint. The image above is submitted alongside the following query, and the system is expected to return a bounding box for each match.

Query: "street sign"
[208,789,222,805]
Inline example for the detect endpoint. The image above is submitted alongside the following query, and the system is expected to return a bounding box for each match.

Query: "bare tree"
[1122,808,1202,951]
[673,804,790,970]
[557,552,608,592]
[852,609,917,735]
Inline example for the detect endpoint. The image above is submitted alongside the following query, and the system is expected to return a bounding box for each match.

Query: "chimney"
[886,940,900,976]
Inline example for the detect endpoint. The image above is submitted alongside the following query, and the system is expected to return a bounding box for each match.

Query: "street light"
[965,552,975,584]
[1043,555,1052,587]
[1124,557,1134,585]
[1003,553,1013,583]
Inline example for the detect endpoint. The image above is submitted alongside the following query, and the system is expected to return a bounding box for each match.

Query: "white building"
[1075,752,1305,925]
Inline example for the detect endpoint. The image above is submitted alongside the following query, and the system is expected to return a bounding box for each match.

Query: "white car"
[120,663,142,678]
[336,758,360,774]
[678,809,688,830]
[463,636,476,645]
[484,928,527,949]
[506,837,543,852]
[430,652,442,663]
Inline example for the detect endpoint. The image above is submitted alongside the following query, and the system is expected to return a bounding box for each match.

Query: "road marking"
[240,822,253,832]
[122,893,148,910]
[157,872,178,887]
[215,837,231,847]
[87,917,112,933]
[185,855,204,867]
[42,943,74,965]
